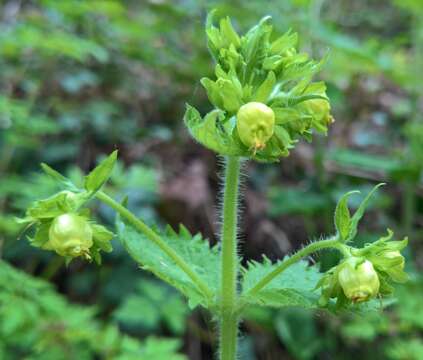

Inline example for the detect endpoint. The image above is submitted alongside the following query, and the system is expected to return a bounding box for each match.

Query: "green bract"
[184,12,332,162]
[338,258,380,303]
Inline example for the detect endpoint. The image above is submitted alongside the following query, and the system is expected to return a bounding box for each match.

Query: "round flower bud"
[338,258,380,303]
[236,102,275,151]
[304,97,333,129]
[48,213,93,257]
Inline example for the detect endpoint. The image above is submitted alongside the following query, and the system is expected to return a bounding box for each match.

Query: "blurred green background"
[0,0,422,359]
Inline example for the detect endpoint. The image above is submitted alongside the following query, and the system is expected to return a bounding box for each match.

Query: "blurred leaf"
[275,308,325,360]
[114,279,188,335]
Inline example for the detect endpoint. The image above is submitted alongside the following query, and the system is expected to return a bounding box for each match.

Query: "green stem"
[95,191,213,300]
[220,156,241,360]
[245,236,341,297]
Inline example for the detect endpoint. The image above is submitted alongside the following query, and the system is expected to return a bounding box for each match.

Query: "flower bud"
[305,97,333,129]
[369,250,407,283]
[236,102,275,151]
[338,258,380,303]
[48,213,93,258]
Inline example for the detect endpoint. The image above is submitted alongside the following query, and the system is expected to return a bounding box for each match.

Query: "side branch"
[95,191,214,300]
[245,236,342,297]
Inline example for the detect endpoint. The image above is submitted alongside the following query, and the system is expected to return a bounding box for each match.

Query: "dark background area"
[0,1,422,359]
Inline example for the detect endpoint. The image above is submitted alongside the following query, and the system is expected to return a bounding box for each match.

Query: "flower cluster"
[317,230,407,307]
[184,12,333,162]
[19,190,113,264]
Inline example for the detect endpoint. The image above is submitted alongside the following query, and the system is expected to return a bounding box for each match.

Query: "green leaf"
[270,30,298,55]
[28,220,52,248]
[84,150,118,193]
[200,77,223,109]
[41,163,78,191]
[116,218,219,309]
[114,279,188,335]
[216,78,242,112]
[328,149,401,173]
[91,223,114,253]
[183,104,243,156]
[253,71,276,103]
[242,16,273,79]
[263,55,283,70]
[347,183,385,241]
[219,17,240,48]
[26,191,78,220]
[334,190,359,241]
[241,258,322,309]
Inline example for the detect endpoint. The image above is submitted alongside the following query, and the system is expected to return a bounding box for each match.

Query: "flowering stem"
[245,236,341,297]
[95,191,213,301]
[220,156,241,360]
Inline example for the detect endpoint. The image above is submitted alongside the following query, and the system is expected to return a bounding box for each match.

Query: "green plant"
[17,12,409,360]
[0,259,186,360]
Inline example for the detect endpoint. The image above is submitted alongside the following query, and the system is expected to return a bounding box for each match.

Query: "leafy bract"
[84,150,118,193]
[183,104,244,156]
[347,183,385,241]
[116,218,219,309]
[241,258,322,309]
[332,184,385,244]
[41,163,79,191]
[334,190,358,241]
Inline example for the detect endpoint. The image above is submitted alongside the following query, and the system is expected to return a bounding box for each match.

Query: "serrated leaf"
[84,150,118,193]
[116,218,219,309]
[241,259,322,309]
[347,183,385,241]
[334,190,359,241]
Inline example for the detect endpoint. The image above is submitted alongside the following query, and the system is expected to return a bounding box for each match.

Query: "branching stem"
[245,236,342,297]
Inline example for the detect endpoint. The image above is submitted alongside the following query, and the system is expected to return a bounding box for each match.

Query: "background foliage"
[0,0,422,359]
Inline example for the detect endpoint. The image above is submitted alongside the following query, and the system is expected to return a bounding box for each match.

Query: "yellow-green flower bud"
[305,97,333,129]
[338,258,380,303]
[236,102,275,151]
[48,213,93,258]
[368,249,407,283]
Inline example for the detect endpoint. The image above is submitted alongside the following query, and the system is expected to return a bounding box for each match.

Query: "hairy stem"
[245,236,341,297]
[220,156,241,360]
[95,191,213,300]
